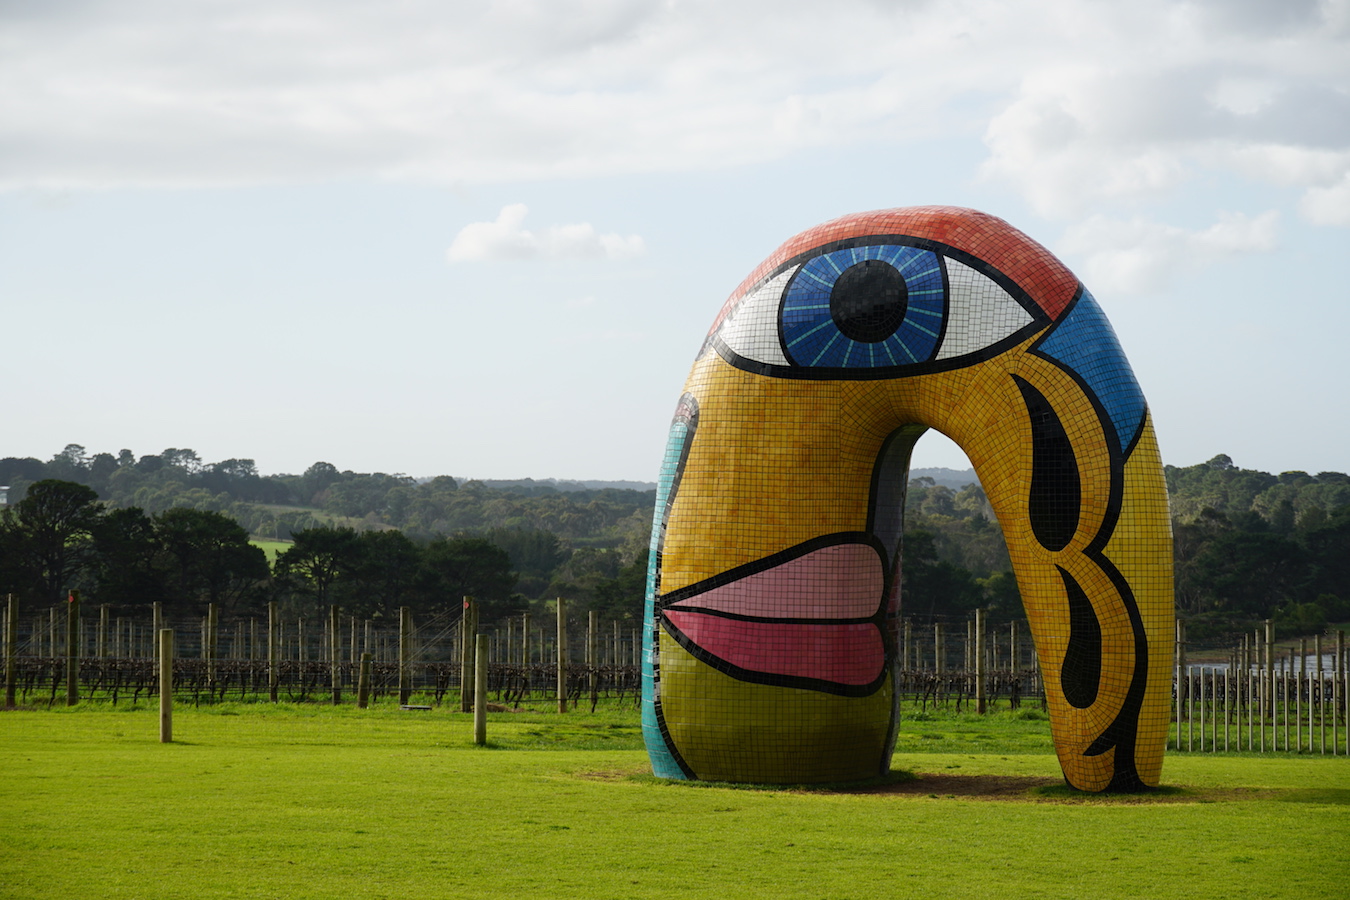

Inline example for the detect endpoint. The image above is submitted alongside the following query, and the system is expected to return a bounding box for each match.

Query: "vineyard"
[4,594,1347,755]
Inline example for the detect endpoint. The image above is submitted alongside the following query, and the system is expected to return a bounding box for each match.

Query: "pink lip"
[662,541,887,689]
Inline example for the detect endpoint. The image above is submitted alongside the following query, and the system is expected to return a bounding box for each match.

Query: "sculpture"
[642,207,1173,792]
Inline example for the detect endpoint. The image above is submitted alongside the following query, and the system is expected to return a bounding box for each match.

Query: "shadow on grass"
[625,770,920,793]
[614,770,1349,805]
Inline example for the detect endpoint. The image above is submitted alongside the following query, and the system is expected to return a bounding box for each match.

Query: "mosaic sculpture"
[643,207,1173,792]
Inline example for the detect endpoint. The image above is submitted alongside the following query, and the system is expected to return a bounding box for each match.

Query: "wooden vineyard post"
[1204,669,1215,755]
[556,598,568,714]
[398,606,412,705]
[268,601,279,703]
[1175,619,1186,750]
[1282,654,1290,751]
[66,590,80,707]
[474,634,489,746]
[330,604,341,705]
[357,652,372,709]
[903,620,912,674]
[152,602,162,665]
[1338,629,1346,756]
[349,616,358,674]
[975,608,987,714]
[1298,638,1307,752]
[588,610,598,711]
[459,597,477,713]
[97,605,108,659]
[522,613,532,666]
[159,628,174,743]
[205,602,217,691]
[1223,665,1230,752]
[4,594,16,708]
[1316,633,1325,754]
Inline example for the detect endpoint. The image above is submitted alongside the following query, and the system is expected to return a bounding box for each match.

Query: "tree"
[89,507,167,608]
[350,530,421,618]
[275,526,361,610]
[591,557,647,623]
[154,508,269,617]
[300,462,341,504]
[417,536,518,620]
[2,480,102,604]
[899,529,984,621]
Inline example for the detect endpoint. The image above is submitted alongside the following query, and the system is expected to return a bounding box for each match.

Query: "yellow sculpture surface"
[643,207,1173,791]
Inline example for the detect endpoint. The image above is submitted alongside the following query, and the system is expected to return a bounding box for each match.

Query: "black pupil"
[830,260,908,343]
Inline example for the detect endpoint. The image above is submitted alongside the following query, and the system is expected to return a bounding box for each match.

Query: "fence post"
[151,601,162,661]
[268,601,279,703]
[522,612,532,667]
[1316,632,1325,754]
[588,610,598,709]
[975,608,986,714]
[399,606,412,705]
[557,598,568,714]
[206,603,218,689]
[329,605,341,704]
[474,634,489,745]
[1337,629,1345,757]
[349,616,358,674]
[66,590,80,707]
[1298,638,1307,752]
[459,597,477,713]
[357,652,372,709]
[1174,619,1186,750]
[4,594,16,708]
[159,628,173,742]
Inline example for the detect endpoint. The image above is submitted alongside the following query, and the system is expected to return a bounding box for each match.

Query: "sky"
[2,0,1347,482]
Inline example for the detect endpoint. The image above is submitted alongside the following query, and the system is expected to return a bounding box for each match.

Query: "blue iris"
[781,245,946,368]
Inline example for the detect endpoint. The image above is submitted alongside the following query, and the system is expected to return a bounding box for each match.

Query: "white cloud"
[1299,172,1350,225]
[1057,210,1280,295]
[0,0,1347,238]
[447,204,645,262]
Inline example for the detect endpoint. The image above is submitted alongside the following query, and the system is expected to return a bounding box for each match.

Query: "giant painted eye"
[714,239,1049,377]
[782,246,944,368]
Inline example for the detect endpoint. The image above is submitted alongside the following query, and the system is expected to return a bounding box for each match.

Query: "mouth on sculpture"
[660,538,889,694]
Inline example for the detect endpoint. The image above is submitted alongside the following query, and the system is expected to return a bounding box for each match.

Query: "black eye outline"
[710,235,1054,381]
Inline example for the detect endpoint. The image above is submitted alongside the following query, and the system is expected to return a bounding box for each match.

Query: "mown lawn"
[1,701,1346,899]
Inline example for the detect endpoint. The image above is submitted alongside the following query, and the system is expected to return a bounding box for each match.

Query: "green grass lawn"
[2,701,1346,899]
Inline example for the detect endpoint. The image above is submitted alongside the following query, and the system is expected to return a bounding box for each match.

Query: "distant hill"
[462,471,980,492]
[910,467,981,490]
[454,477,658,492]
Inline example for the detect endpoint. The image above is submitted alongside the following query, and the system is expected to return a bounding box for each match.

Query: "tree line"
[0,445,652,546]
[0,478,535,625]
[2,444,1346,644]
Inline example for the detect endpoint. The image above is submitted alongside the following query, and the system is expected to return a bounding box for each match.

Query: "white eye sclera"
[715,242,1040,377]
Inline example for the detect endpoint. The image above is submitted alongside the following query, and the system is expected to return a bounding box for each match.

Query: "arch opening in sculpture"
[642,207,1174,792]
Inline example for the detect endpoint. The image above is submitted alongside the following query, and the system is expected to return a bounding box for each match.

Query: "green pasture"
[249,539,293,562]
[2,702,1346,899]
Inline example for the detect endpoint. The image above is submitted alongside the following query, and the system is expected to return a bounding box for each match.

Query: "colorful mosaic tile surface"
[643,206,1174,792]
